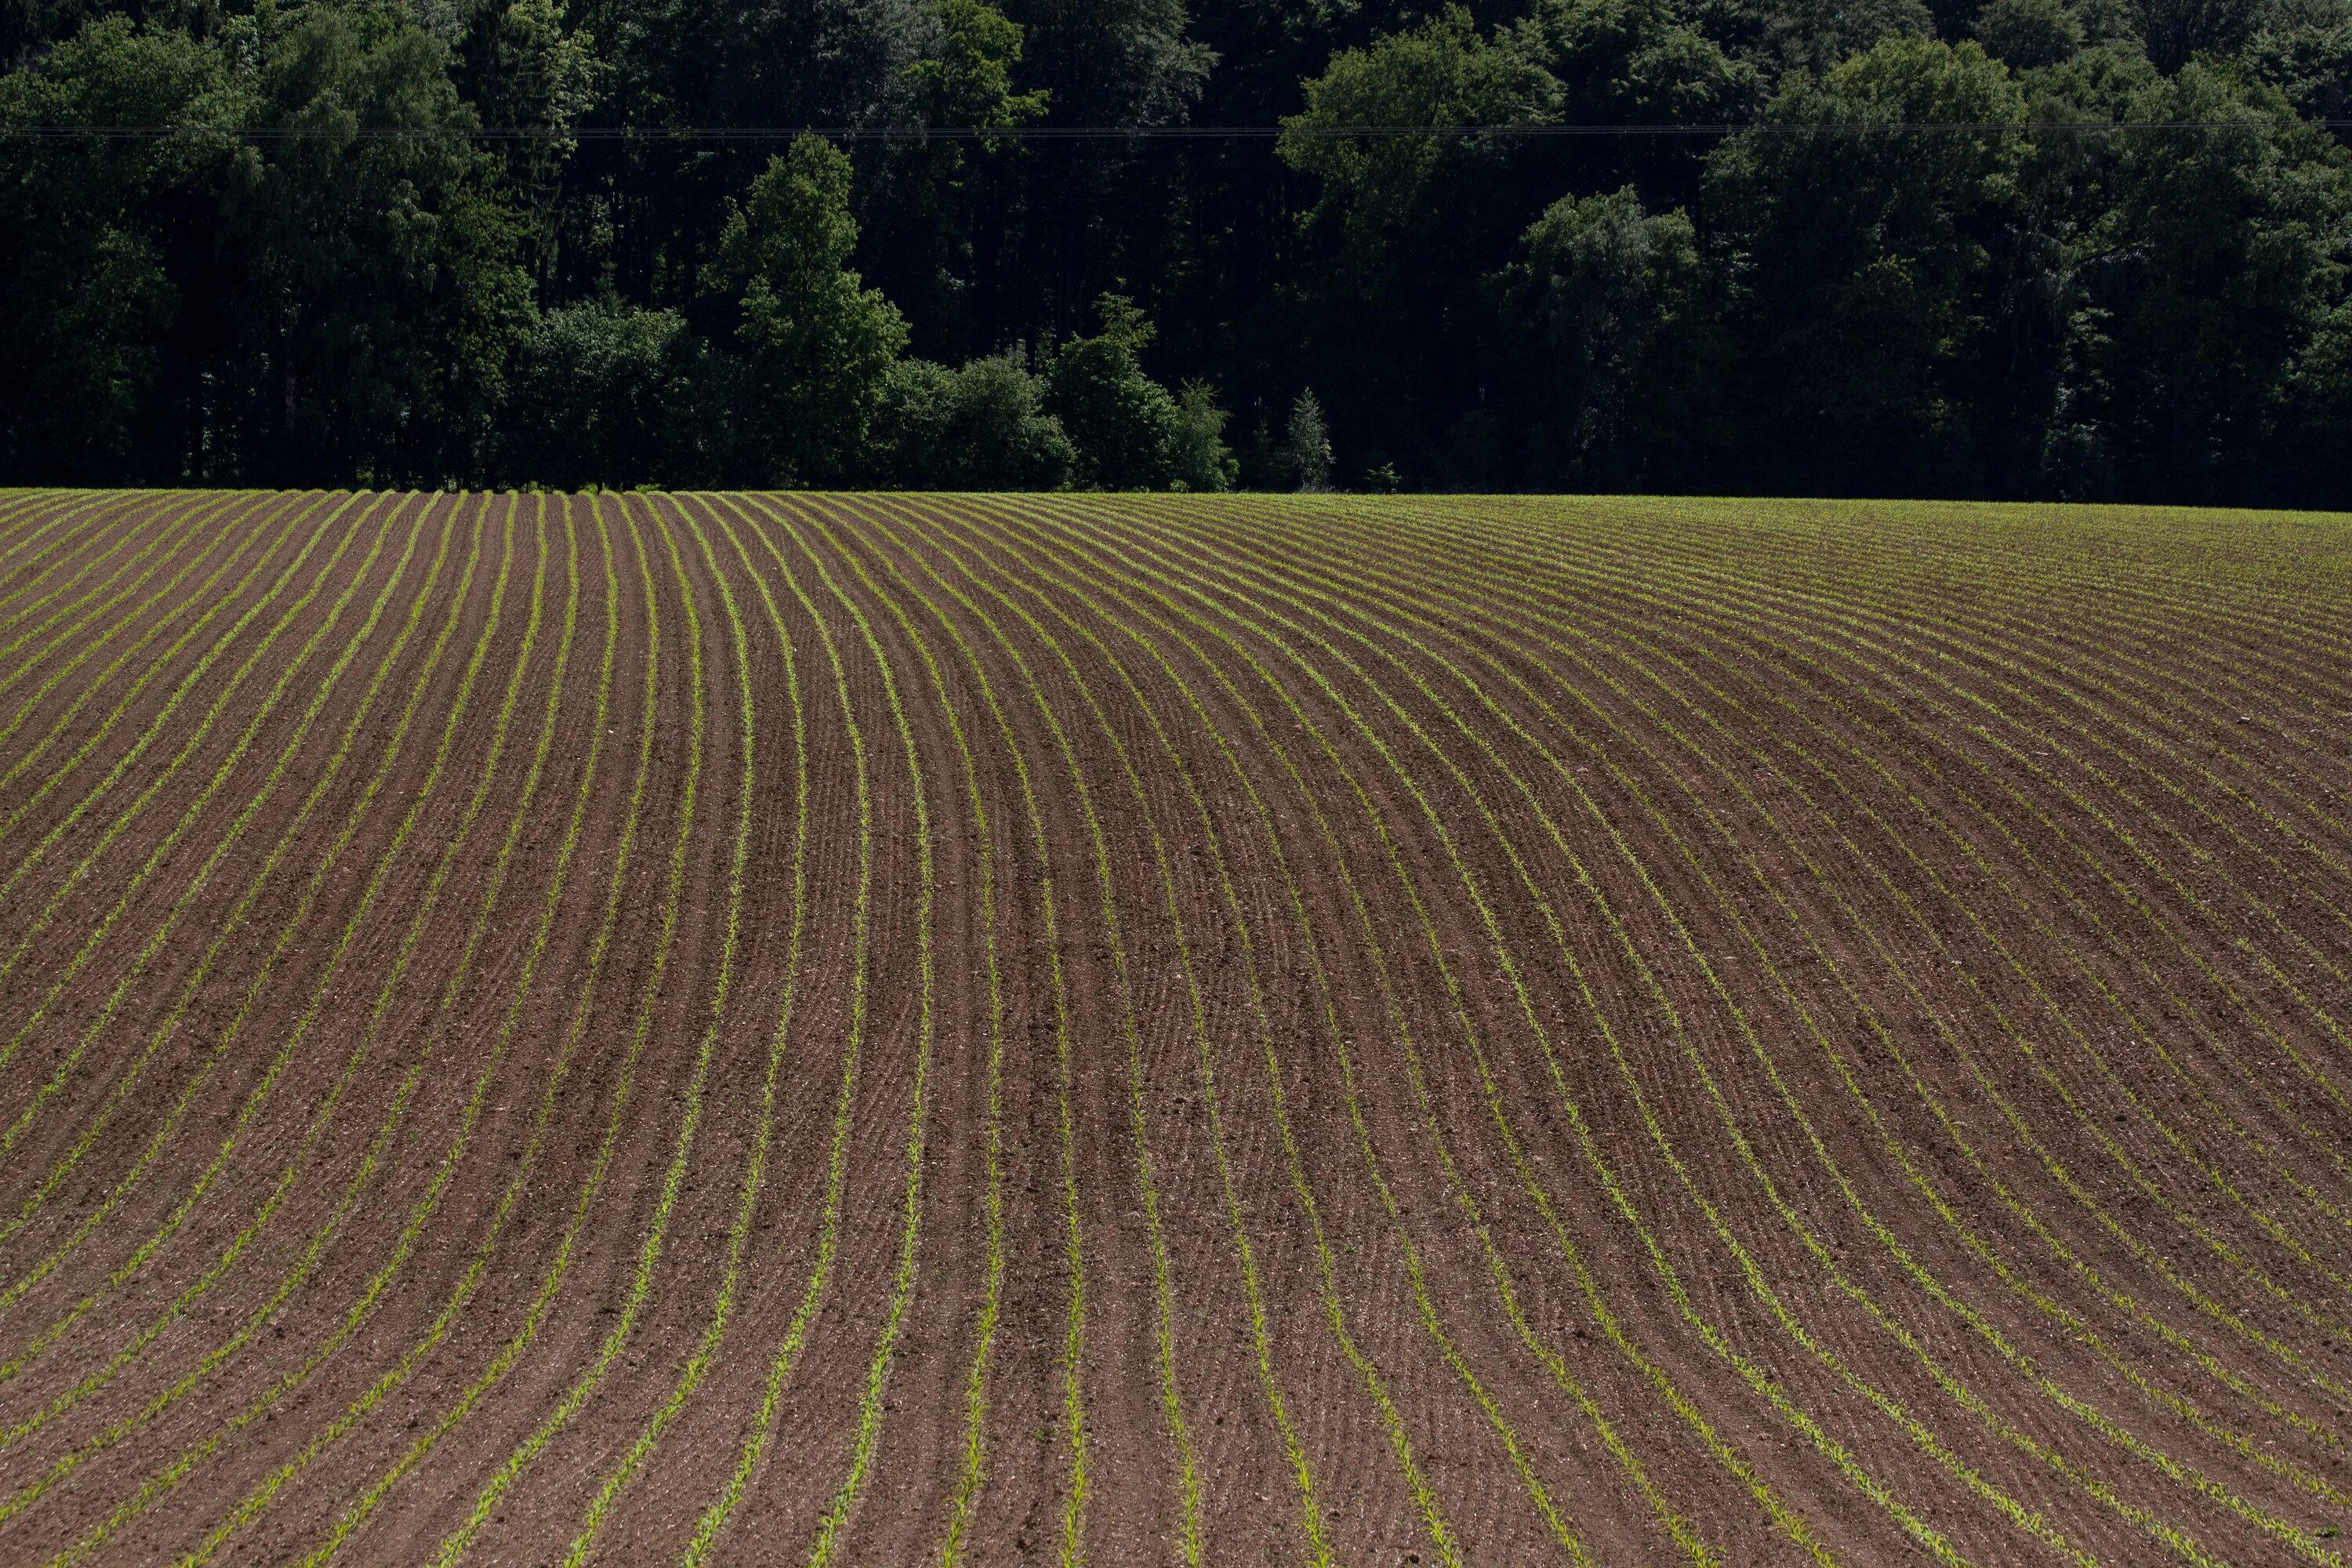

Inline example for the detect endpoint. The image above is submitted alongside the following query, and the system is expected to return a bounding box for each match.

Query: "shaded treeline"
[4,0,2349,499]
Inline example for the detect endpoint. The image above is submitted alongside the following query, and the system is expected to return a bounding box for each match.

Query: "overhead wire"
[4,118,2348,140]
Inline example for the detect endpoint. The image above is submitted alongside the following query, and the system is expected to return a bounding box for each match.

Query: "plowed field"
[2,489,2350,1566]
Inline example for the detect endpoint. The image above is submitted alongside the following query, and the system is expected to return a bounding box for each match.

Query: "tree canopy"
[5,0,2350,501]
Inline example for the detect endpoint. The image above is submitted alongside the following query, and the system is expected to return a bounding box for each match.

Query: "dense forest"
[3,0,2349,499]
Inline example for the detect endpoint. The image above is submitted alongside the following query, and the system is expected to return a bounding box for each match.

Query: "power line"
[4,118,2347,140]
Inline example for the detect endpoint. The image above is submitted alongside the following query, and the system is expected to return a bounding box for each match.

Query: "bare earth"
[2,489,2349,1566]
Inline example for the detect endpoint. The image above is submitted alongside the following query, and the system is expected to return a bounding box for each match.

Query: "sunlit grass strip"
[289,496,672,1564]
[1193,501,2327,1563]
[760,495,936,1568]
[982,496,1829,1566]
[0,484,353,888]
[0,490,305,789]
[0,490,406,1123]
[931,495,1493,1565]
[0,495,497,1419]
[28,486,583,1561]
[422,493,717,1566]
[867,508,1205,1565]
[543,495,787,1565]
[789,503,1006,1568]
[801,503,1094,1568]
[5,494,567,1557]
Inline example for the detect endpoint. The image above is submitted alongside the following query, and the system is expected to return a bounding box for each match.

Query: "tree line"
[4,0,2348,501]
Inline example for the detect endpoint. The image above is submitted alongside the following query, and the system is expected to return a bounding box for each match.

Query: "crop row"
[0,490,2346,1564]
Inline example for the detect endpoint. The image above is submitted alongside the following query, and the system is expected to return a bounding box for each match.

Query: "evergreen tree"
[1168,380,1240,491]
[1283,387,1333,490]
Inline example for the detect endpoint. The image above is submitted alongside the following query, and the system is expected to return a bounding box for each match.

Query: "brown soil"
[3,490,2350,1566]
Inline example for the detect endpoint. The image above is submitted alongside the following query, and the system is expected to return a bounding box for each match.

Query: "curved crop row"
[1,491,2346,1568]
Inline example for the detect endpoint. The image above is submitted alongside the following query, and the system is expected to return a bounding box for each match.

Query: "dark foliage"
[4,0,2349,501]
